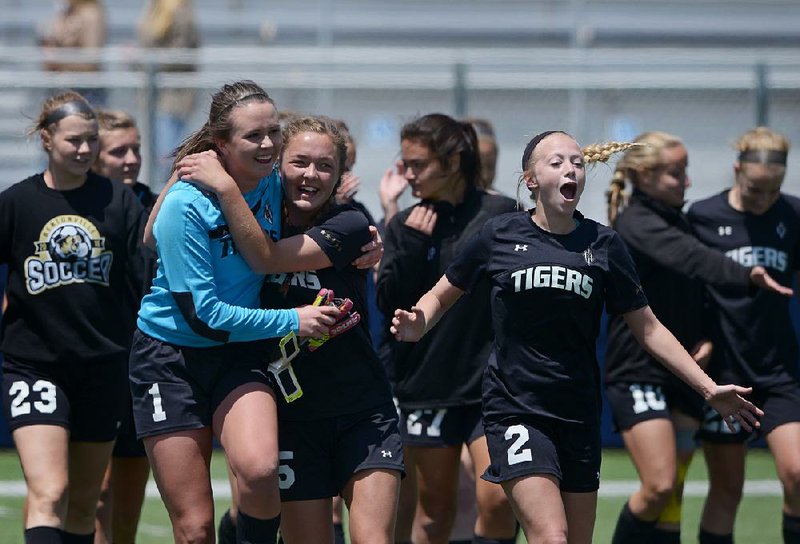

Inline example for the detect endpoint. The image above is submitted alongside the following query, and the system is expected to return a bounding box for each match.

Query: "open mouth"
[560,182,578,201]
[255,155,273,164]
[298,186,319,198]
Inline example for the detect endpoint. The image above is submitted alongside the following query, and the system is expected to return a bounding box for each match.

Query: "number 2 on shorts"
[505,424,533,465]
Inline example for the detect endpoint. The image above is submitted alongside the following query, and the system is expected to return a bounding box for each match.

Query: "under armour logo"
[514,244,528,252]
[381,450,393,458]
[777,222,787,239]
[718,226,733,236]
[583,248,594,265]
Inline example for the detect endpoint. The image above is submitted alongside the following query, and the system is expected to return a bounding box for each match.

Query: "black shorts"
[278,402,404,502]
[399,403,483,447]
[129,330,272,439]
[2,353,127,442]
[606,381,704,432]
[697,380,800,444]
[482,416,601,493]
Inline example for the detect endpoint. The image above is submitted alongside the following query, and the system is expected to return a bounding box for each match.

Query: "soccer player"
[391,130,763,544]
[377,113,518,544]
[0,91,148,544]
[689,127,800,544]
[604,131,791,544]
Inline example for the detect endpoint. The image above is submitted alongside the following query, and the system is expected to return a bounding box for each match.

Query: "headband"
[42,100,95,128]
[521,130,564,170]
[738,149,788,166]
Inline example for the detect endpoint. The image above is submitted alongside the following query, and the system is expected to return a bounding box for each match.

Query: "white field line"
[0,479,785,498]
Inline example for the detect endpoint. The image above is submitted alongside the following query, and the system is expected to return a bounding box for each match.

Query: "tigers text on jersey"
[0,172,148,363]
[377,188,517,409]
[445,211,648,425]
[688,191,800,386]
[261,205,393,421]
[137,173,298,347]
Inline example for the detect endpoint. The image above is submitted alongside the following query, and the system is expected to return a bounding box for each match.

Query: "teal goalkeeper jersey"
[137,172,298,347]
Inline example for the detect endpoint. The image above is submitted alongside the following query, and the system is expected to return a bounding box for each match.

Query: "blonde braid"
[607,170,628,226]
[582,141,640,165]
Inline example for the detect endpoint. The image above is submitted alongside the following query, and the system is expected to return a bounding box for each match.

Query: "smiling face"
[217,100,282,189]
[95,127,141,186]
[639,143,690,208]
[526,132,586,216]
[43,115,100,180]
[281,131,341,222]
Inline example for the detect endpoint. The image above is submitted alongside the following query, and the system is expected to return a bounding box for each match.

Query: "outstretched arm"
[624,305,763,431]
[390,274,464,342]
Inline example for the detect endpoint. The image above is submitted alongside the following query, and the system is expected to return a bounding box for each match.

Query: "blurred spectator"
[138,0,200,187]
[39,0,107,106]
[464,117,499,194]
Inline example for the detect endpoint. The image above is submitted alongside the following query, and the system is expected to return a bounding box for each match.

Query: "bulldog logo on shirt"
[24,215,113,295]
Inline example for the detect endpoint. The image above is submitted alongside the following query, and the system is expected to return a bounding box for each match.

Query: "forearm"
[625,307,716,400]
[216,187,276,274]
[416,275,464,337]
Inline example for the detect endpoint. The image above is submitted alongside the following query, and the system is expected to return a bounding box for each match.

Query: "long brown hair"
[173,80,275,164]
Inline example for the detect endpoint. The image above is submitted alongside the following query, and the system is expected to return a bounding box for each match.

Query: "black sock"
[61,531,94,544]
[61,532,93,544]
[219,509,237,544]
[611,502,657,544]
[333,522,345,544]
[25,527,63,544]
[699,529,734,544]
[471,536,517,544]
[237,509,281,544]
[784,513,800,544]
[653,527,680,544]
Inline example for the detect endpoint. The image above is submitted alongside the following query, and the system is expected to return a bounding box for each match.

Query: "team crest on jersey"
[583,248,594,265]
[24,215,113,295]
[777,221,787,239]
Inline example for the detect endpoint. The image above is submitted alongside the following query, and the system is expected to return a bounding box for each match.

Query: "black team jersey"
[377,188,516,409]
[262,204,393,421]
[0,172,148,363]
[446,211,648,425]
[688,191,800,387]
[605,191,751,386]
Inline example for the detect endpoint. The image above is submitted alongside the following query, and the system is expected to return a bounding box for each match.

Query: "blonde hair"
[96,109,137,134]
[139,0,186,43]
[606,132,683,226]
[736,126,790,156]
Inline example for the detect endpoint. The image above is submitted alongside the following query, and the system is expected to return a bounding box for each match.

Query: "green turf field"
[0,448,783,543]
